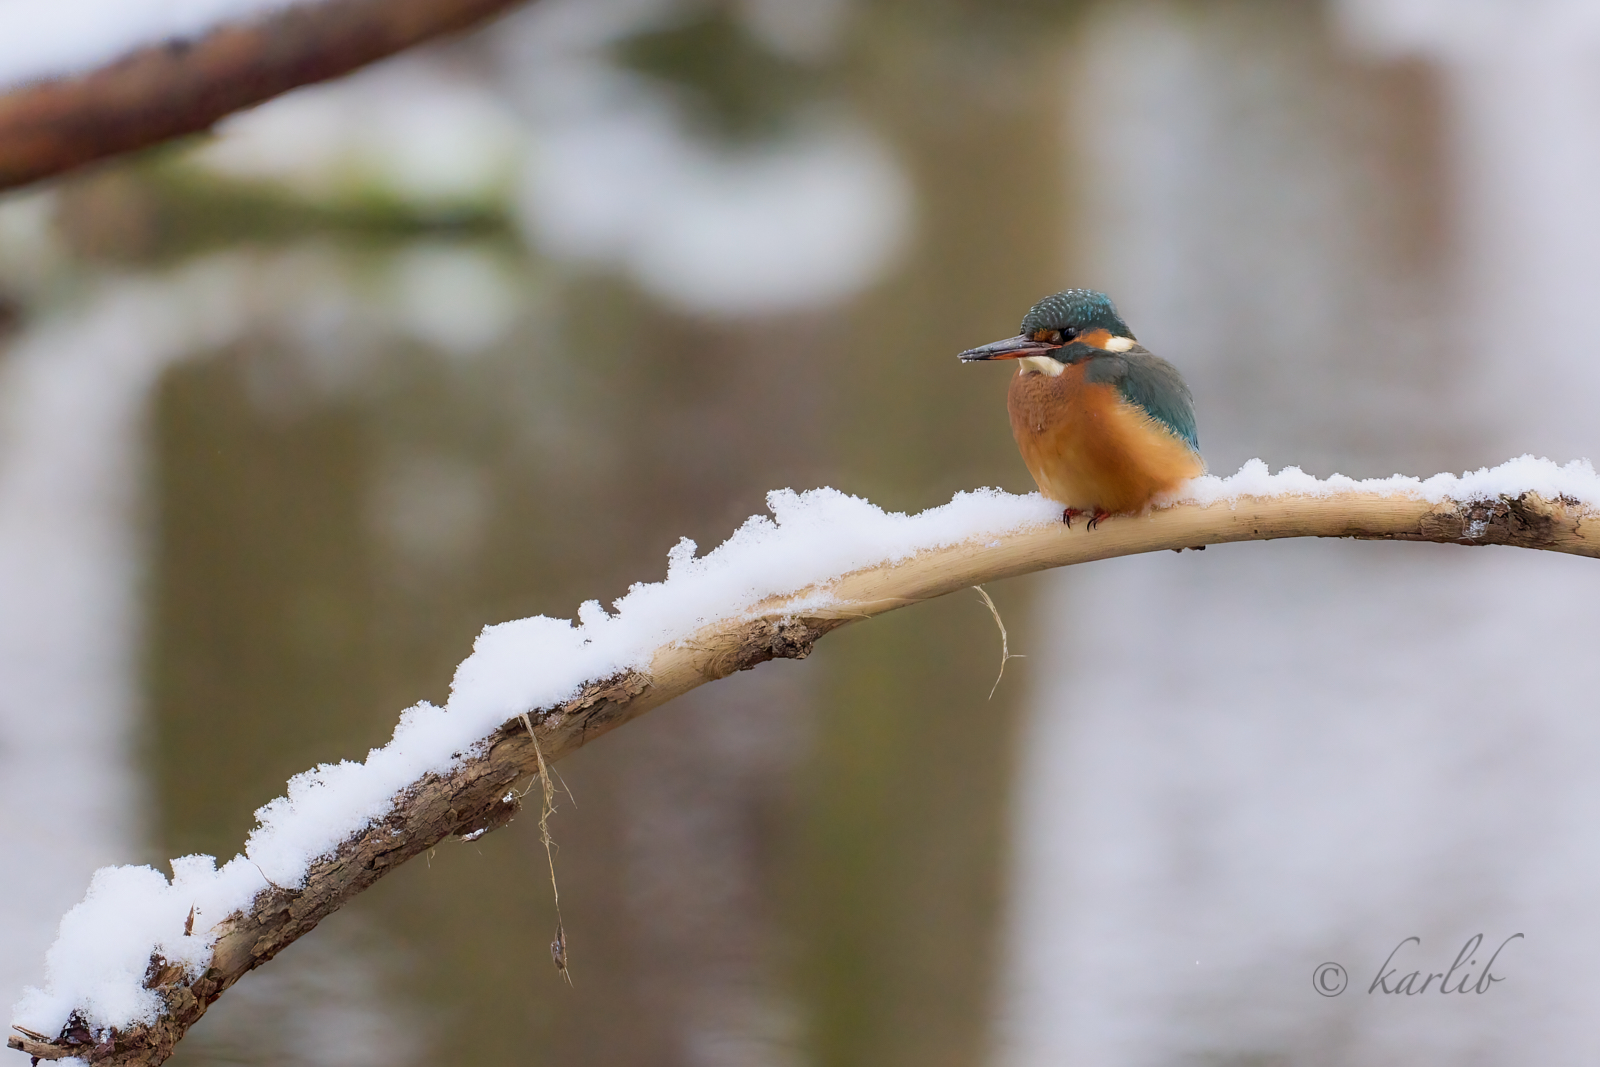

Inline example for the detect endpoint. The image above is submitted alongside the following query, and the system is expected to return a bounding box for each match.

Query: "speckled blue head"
[1020,289,1133,340]
[959,288,1199,454]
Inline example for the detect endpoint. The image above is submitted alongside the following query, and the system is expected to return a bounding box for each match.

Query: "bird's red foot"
[1086,509,1112,531]
[1062,508,1087,528]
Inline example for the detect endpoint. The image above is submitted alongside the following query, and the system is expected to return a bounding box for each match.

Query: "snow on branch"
[0,0,526,191]
[10,457,1600,1066]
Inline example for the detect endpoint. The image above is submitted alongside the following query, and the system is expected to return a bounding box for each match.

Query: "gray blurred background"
[2,0,1599,1064]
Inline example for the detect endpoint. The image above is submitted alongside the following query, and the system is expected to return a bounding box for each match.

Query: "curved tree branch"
[9,487,1596,1065]
[0,0,529,192]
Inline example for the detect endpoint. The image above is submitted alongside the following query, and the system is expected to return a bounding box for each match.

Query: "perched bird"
[959,289,1204,527]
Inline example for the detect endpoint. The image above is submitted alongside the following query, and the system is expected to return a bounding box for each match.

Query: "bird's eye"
[1060,327,1077,342]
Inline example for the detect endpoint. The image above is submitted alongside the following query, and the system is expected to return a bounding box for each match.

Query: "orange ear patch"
[1076,328,1113,349]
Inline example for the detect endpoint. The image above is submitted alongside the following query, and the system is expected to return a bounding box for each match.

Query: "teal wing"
[1083,347,1200,452]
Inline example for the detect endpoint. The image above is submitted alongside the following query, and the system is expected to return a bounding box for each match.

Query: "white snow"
[0,0,325,93]
[12,456,1599,1039]
[1172,454,1600,508]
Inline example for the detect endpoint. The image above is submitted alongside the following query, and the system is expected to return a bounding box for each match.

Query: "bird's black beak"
[958,334,1058,362]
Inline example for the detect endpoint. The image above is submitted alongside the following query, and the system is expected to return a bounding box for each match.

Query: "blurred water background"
[2,1,1599,1064]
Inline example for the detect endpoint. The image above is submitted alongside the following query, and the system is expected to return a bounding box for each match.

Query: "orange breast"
[1006,363,1204,514]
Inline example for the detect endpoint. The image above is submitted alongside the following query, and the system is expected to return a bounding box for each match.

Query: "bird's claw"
[1063,508,1112,530]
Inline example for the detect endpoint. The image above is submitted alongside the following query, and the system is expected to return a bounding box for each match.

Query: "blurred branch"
[0,0,529,192]
[11,487,1597,1065]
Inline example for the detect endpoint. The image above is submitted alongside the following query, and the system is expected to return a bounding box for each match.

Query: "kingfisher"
[959,289,1204,527]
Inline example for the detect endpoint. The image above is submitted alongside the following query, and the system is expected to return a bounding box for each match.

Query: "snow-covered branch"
[0,0,525,191]
[10,459,1600,1066]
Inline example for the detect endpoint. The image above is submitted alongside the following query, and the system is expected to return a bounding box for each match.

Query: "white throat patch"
[1017,355,1066,377]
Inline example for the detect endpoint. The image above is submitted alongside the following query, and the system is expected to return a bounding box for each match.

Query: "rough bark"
[10,488,1598,1065]
[0,0,529,192]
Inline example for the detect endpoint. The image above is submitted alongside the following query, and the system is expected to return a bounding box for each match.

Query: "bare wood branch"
[0,0,529,192]
[10,488,1596,1065]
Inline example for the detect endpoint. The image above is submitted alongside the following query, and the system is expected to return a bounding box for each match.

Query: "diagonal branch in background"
[10,485,1600,1066]
[0,0,530,192]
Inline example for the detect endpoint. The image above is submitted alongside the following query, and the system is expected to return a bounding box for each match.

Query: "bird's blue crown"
[1020,289,1133,340]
